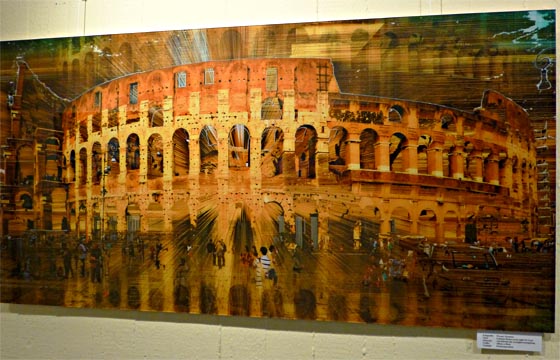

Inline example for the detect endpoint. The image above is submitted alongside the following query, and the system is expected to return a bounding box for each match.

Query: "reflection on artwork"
[0,10,556,332]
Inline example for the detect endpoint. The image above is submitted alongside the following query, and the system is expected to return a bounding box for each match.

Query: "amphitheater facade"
[13,57,531,249]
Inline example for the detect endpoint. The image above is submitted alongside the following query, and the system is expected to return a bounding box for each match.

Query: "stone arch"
[16,145,34,185]
[418,208,437,241]
[441,114,456,131]
[389,132,407,172]
[360,128,378,170]
[76,147,87,186]
[107,138,120,175]
[295,125,317,179]
[388,105,405,123]
[229,124,250,169]
[173,128,190,176]
[328,126,348,166]
[390,206,411,235]
[20,192,33,210]
[148,106,164,127]
[148,134,164,178]
[200,125,218,174]
[126,133,141,171]
[417,134,431,175]
[261,127,284,177]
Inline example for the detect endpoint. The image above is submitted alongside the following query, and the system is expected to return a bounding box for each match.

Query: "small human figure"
[513,237,519,253]
[259,246,277,286]
[216,240,226,269]
[207,240,217,266]
[61,245,74,279]
[90,243,103,283]
[77,239,88,277]
[155,241,168,270]
[353,220,362,250]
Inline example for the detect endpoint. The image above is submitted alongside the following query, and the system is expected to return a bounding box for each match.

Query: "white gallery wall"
[1,0,559,359]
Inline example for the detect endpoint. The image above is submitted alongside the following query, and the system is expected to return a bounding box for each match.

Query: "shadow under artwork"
[0,10,556,332]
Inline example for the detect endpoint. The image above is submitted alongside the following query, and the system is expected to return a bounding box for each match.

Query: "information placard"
[477,330,542,352]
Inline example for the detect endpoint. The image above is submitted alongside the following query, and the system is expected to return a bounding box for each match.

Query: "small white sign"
[477,330,542,352]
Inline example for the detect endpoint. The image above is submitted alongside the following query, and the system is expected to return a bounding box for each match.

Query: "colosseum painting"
[0,10,556,332]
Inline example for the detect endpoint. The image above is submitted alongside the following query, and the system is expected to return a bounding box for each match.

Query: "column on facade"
[511,159,521,196]
[344,132,362,170]
[138,142,148,184]
[374,139,391,171]
[402,140,418,174]
[469,150,484,182]
[186,131,201,227]
[250,133,262,191]
[484,152,500,185]
[282,131,297,178]
[217,126,229,177]
[118,135,127,185]
[449,144,465,179]
[161,128,174,233]
[116,199,128,233]
[521,161,529,197]
[139,100,149,128]
[87,114,93,136]
[499,157,513,190]
[426,142,444,177]
[380,217,391,234]
[118,104,127,127]
[435,219,444,242]
[282,89,295,121]
[410,215,419,235]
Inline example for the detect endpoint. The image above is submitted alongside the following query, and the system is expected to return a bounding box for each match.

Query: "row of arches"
[58,122,532,193]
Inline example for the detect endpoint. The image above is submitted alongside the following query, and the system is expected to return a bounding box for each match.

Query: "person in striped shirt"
[259,246,277,286]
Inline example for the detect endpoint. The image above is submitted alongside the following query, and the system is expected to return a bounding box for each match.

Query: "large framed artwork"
[0,10,556,332]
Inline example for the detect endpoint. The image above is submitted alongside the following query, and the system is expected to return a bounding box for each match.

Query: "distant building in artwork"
[2,57,547,248]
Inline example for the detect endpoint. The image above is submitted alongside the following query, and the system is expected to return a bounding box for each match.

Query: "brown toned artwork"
[0,10,556,332]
